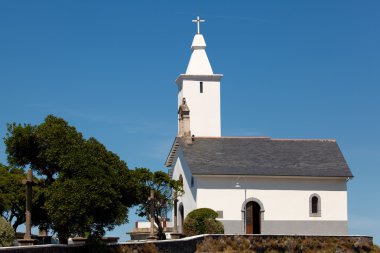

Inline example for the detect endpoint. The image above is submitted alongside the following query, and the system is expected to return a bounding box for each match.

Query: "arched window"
[311,196,318,213]
[178,203,184,233]
[309,194,321,217]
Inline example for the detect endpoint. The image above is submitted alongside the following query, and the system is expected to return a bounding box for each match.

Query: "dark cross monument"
[18,169,38,246]
[147,189,157,240]
[170,191,182,239]
[173,191,178,234]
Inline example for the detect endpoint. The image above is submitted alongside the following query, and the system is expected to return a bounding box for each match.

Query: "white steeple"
[175,17,223,137]
[185,34,213,75]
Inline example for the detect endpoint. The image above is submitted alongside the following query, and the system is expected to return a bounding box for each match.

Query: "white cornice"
[175,74,223,84]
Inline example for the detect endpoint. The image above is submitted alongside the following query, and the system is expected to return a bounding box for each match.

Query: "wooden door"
[245,202,253,234]
[245,201,261,234]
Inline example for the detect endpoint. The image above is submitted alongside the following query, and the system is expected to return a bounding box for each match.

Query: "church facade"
[165,18,353,235]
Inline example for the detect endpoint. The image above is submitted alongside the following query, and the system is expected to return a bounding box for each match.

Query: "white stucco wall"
[170,154,349,235]
[196,176,348,221]
[178,79,221,137]
[171,148,197,229]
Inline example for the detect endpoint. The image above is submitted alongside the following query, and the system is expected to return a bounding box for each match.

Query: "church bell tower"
[176,17,223,137]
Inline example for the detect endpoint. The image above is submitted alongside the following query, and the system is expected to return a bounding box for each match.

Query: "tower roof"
[191,34,207,49]
[185,34,213,75]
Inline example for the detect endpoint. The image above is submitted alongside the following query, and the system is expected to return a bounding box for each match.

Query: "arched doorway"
[178,203,184,233]
[246,201,261,234]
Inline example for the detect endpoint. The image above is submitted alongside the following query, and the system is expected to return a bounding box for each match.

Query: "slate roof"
[165,137,353,178]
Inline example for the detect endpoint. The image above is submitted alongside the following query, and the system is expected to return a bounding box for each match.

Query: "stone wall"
[0,244,84,253]
[112,234,206,253]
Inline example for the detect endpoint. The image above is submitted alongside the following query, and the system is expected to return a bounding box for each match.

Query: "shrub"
[0,217,15,247]
[183,208,224,236]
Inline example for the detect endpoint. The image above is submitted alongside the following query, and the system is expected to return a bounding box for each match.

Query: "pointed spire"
[191,34,206,49]
[185,17,213,75]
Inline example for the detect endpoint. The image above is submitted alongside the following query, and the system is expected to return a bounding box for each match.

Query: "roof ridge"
[192,136,270,139]
[270,138,336,142]
[188,136,336,142]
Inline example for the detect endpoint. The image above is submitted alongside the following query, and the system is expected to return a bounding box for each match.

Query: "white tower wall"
[176,33,223,137]
[177,80,221,137]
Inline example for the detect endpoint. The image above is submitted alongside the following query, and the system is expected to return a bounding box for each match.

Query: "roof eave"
[164,137,180,167]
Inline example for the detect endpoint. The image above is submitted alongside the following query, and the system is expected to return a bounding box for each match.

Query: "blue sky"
[1,0,379,244]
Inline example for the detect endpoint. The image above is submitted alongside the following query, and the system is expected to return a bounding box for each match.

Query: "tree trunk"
[57,227,69,244]
[154,216,166,240]
[59,236,68,244]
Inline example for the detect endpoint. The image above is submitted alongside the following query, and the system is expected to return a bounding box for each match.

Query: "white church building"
[165,17,353,235]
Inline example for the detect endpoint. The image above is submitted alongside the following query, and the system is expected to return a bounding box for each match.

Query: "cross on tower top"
[192,16,205,34]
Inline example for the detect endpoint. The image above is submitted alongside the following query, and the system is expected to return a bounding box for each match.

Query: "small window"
[311,197,318,214]
[309,194,321,217]
[191,176,194,187]
[200,82,203,93]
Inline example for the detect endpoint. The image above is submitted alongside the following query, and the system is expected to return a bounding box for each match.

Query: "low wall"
[114,234,206,253]
[0,244,84,253]
[0,234,374,253]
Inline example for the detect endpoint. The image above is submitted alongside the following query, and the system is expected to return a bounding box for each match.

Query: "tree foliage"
[134,168,183,240]
[5,116,83,184]
[43,137,135,242]
[4,115,137,243]
[183,208,224,236]
[0,164,44,231]
[0,164,25,230]
[0,217,15,247]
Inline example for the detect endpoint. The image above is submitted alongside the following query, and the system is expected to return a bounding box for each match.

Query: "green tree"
[0,164,25,230]
[4,115,137,243]
[183,208,224,236]
[134,168,183,240]
[0,217,15,247]
[44,137,135,242]
[0,164,49,232]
